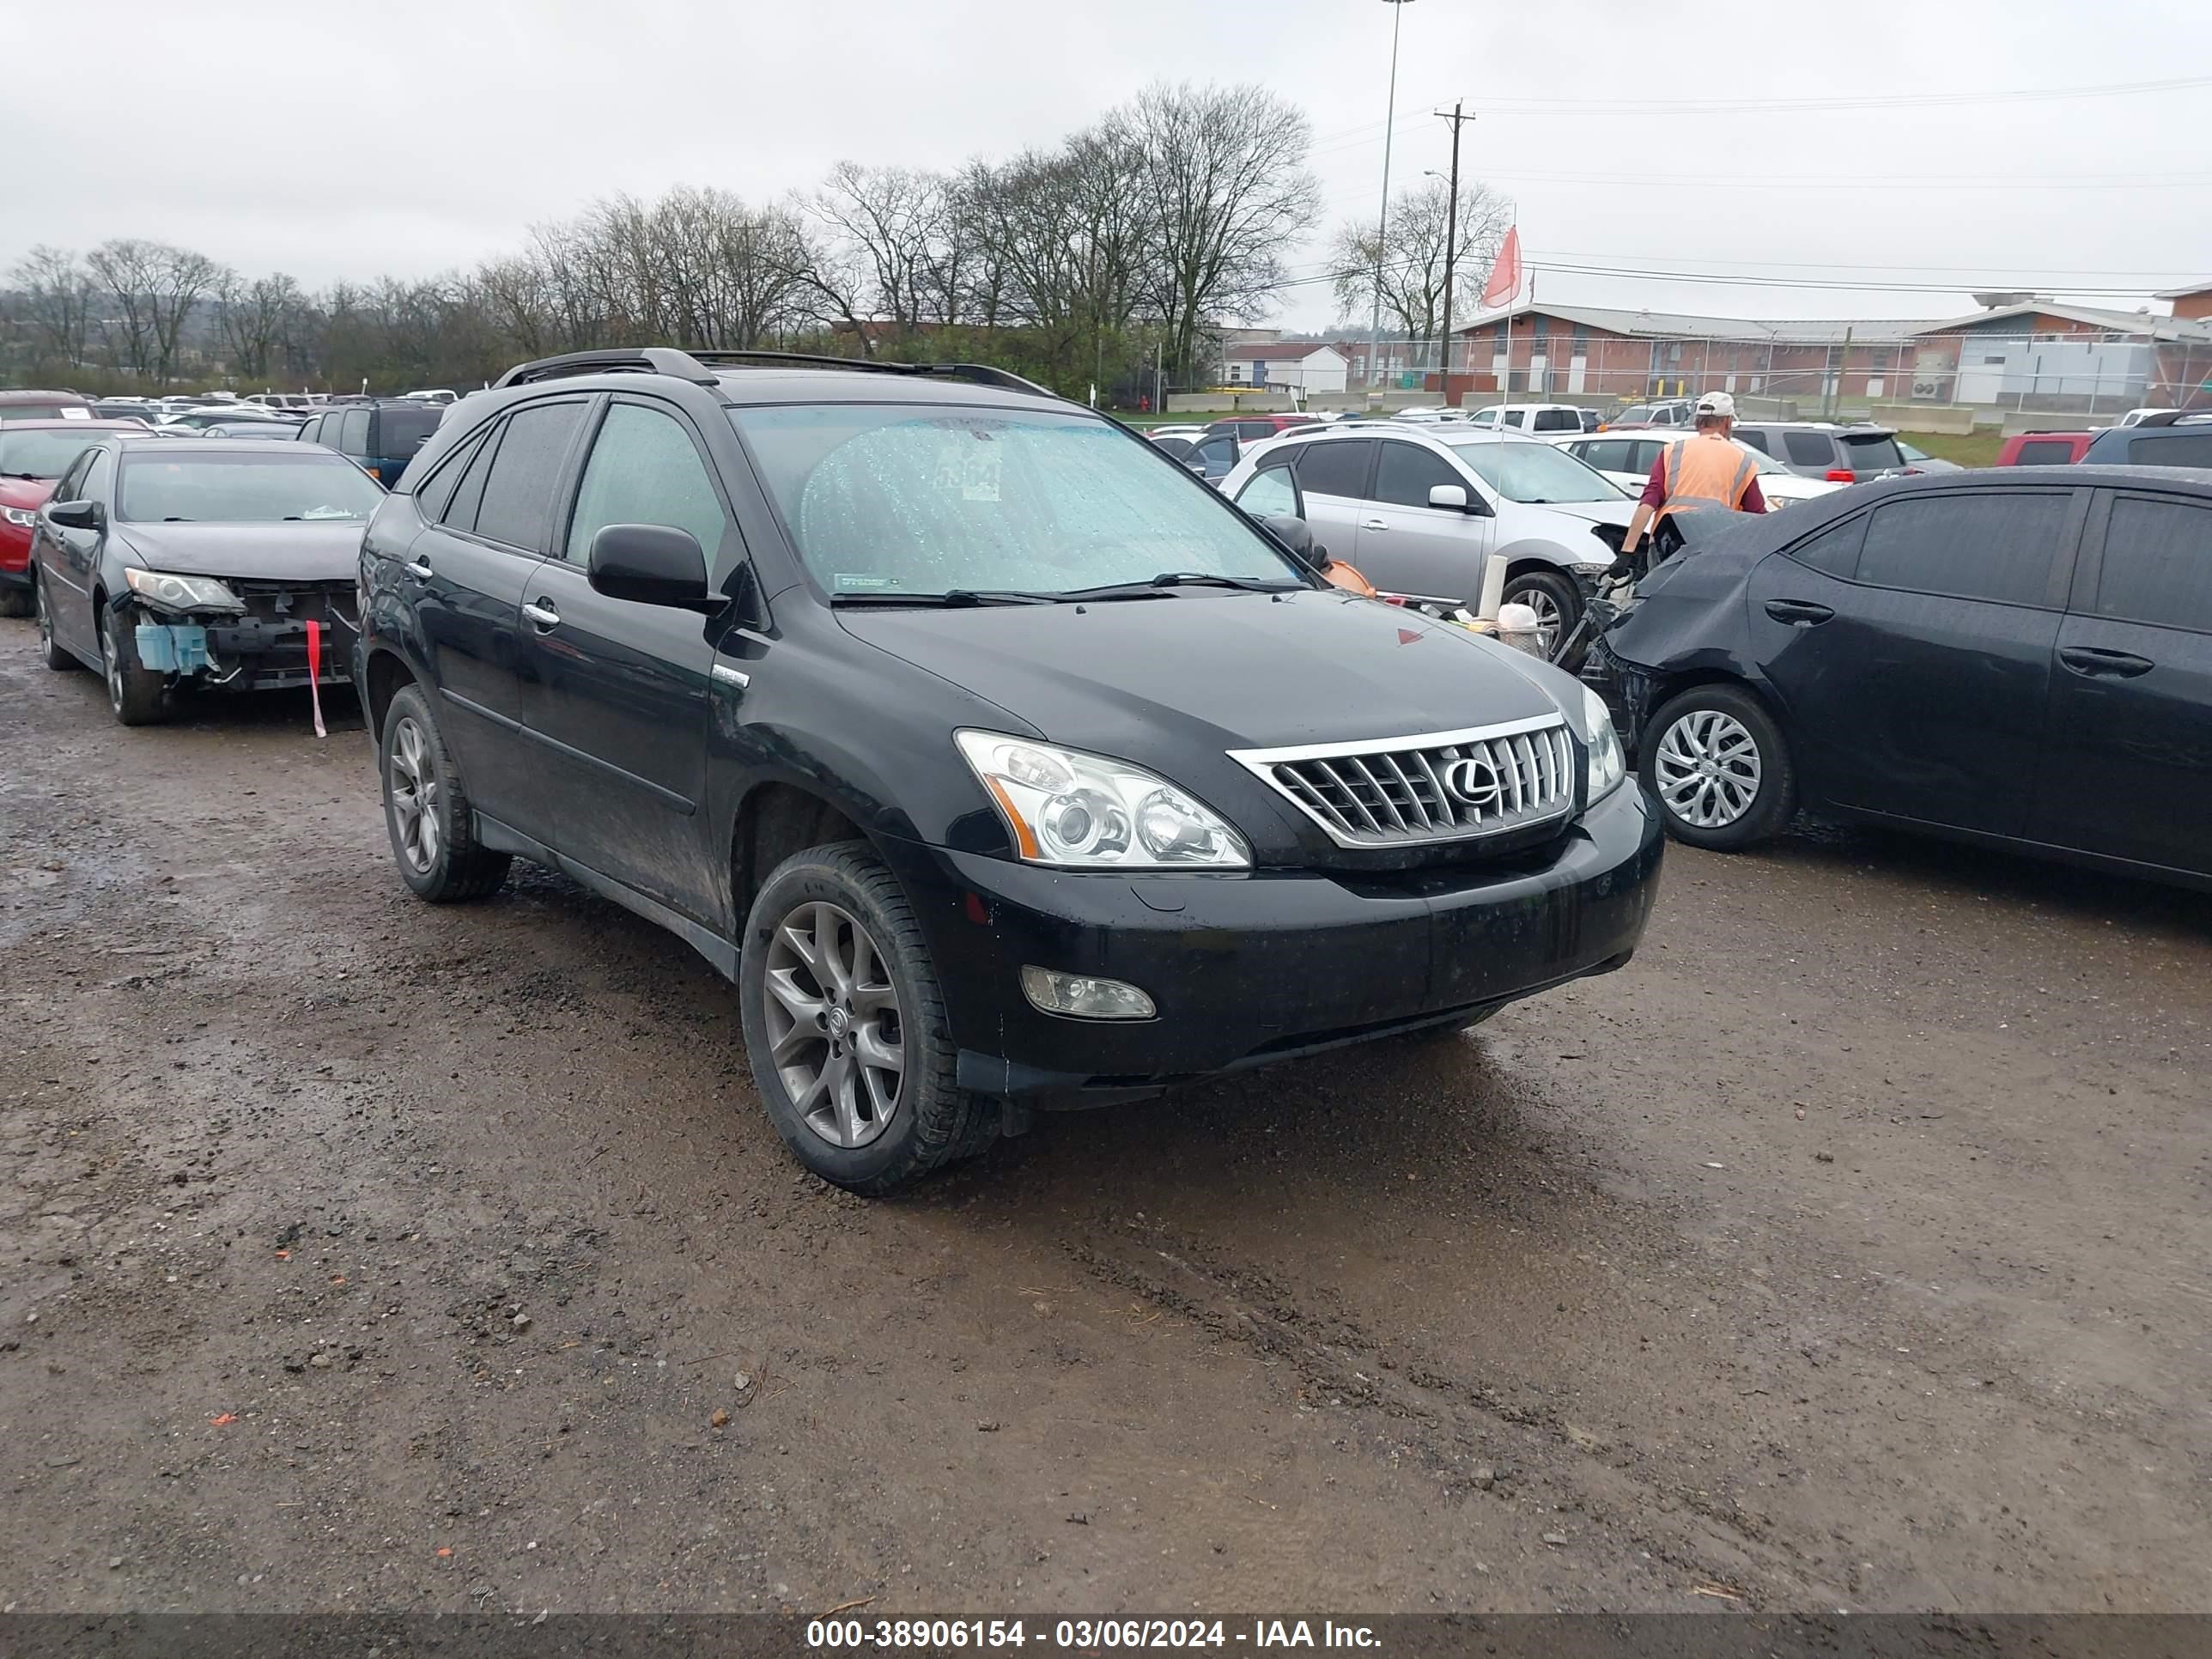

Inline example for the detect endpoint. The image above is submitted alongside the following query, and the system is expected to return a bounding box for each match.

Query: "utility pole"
[1367,0,1416,395]
[1435,100,1474,404]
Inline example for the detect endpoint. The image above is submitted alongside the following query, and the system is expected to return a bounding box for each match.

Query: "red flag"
[1480,227,1522,309]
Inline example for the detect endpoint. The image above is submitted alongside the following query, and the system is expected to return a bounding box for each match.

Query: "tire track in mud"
[1052,1216,1844,1610]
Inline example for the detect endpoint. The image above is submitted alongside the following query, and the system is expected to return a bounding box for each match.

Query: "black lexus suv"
[354,348,1662,1194]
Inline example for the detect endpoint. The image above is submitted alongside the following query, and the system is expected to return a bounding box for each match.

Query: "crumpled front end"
[126,577,359,693]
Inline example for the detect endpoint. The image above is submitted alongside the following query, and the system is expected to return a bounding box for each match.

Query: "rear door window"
[1856,491,2072,607]
[471,399,588,552]
[2128,430,2212,468]
[1294,439,1375,499]
[1841,434,1905,471]
[2089,495,2212,634]
[376,404,443,462]
[1783,431,1834,468]
[1578,440,1630,473]
[439,424,502,532]
[2014,439,2079,466]
[1372,441,1463,508]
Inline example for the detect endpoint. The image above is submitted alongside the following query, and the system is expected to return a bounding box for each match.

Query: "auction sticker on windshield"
[934,432,1002,501]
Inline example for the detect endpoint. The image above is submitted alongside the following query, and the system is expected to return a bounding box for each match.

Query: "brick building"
[1444,295,2212,414]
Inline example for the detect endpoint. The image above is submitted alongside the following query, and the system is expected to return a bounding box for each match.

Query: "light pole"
[1366,0,1415,395]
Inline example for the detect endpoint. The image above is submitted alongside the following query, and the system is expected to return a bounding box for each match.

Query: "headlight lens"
[2,506,36,527]
[956,731,1250,869]
[124,568,245,613]
[1582,686,1626,801]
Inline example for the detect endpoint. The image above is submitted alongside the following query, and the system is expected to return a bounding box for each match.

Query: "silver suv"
[1219,423,1634,651]
[1729,421,1907,483]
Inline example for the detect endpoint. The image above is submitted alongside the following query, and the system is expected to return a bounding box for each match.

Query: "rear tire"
[1641,683,1796,851]
[35,571,77,671]
[379,684,511,902]
[739,841,995,1196]
[102,606,168,726]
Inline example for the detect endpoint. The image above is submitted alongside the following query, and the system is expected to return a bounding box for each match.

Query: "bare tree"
[1121,82,1318,384]
[212,270,308,382]
[7,246,97,371]
[1328,178,1511,365]
[86,239,221,385]
[808,161,957,338]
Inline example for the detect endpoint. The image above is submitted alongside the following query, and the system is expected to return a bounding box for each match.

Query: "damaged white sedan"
[28,436,383,726]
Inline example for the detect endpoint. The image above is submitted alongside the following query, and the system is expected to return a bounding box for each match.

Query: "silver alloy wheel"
[1508,583,1564,657]
[761,900,904,1150]
[1653,708,1763,829]
[34,572,54,650]
[386,715,442,873]
[103,613,125,716]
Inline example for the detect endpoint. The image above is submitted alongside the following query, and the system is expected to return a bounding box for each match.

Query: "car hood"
[111,520,366,580]
[1507,497,1637,529]
[0,477,57,510]
[836,587,1572,756]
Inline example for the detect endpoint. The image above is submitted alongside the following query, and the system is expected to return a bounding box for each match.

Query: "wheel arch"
[362,646,418,741]
[729,781,872,933]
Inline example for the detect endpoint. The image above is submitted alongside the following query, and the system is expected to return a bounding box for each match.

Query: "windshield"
[1443,437,1626,505]
[117,453,386,522]
[0,429,103,479]
[729,404,1304,598]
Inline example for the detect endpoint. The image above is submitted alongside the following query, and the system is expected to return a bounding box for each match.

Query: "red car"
[0,420,151,616]
[1996,430,2095,466]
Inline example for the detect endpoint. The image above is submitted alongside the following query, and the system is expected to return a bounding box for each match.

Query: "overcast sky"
[10,0,2212,332]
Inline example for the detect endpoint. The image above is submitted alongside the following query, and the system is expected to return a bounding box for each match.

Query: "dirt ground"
[3,611,2208,1620]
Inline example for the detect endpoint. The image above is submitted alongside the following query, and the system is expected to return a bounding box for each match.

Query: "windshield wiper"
[829,588,1060,607]
[1058,572,1302,600]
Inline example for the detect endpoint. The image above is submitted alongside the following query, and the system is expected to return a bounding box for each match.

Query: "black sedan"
[30,437,383,725]
[1586,467,2212,890]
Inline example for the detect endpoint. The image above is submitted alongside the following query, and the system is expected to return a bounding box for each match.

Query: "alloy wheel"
[761,900,905,1150]
[386,715,442,873]
[35,574,54,652]
[1653,708,1763,829]
[1509,584,1564,657]
[103,615,125,717]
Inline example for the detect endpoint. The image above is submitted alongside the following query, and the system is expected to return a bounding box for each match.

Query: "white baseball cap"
[1695,392,1736,418]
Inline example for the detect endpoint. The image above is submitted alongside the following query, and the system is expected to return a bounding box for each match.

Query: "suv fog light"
[1021,966,1156,1021]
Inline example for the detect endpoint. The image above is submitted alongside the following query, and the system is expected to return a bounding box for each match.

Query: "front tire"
[102,606,167,726]
[35,570,77,671]
[739,842,995,1195]
[379,684,511,901]
[1502,567,1583,663]
[1641,683,1796,850]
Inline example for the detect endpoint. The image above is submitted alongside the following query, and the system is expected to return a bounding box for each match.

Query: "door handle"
[1360,518,1389,532]
[404,558,433,580]
[522,599,561,629]
[2058,645,2154,678]
[1764,599,1834,627]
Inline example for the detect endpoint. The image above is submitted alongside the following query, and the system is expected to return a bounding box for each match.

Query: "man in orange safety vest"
[1619,391,1766,562]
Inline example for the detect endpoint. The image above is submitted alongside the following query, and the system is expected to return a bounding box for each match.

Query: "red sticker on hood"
[1397,628,1421,645]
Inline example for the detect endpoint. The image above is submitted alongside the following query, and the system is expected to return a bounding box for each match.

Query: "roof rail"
[2133,409,2211,428]
[494,348,721,389]
[491,345,1060,400]
[678,349,1059,400]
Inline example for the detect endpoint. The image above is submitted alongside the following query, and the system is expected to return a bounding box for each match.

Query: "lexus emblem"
[1440,757,1504,812]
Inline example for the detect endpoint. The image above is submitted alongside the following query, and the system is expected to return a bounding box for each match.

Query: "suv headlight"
[3,506,37,527]
[125,568,245,613]
[956,731,1250,869]
[1581,686,1626,801]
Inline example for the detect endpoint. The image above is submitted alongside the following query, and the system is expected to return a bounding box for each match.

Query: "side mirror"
[46,500,102,532]
[588,523,711,608]
[1427,483,1469,512]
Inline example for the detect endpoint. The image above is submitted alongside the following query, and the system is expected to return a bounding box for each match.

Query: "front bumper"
[878,780,1662,1104]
